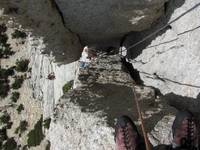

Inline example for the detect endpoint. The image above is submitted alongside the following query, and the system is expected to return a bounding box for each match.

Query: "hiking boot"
[115,116,140,150]
[172,111,198,150]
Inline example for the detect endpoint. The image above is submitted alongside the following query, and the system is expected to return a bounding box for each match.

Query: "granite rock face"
[26,36,78,118]
[47,55,133,150]
[47,54,176,149]
[149,115,175,146]
[1,0,198,149]
[1,0,82,119]
[0,0,81,63]
[55,0,168,45]
[131,0,200,98]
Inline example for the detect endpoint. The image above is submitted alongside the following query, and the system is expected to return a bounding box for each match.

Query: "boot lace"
[122,126,135,150]
[181,118,197,150]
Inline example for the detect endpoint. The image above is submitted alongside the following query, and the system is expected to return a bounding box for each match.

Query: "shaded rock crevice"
[121,57,143,85]
[49,0,66,25]
[54,0,168,46]
[49,0,83,46]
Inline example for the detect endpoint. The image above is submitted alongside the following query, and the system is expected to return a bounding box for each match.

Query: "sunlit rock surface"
[47,54,176,150]
[27,36,78,118]
[149,115,175,146]
[131,0,200,98]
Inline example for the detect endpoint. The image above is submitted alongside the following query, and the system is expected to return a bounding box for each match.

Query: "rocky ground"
[1,22,175,149]
[0,17,49,150]
[47,54,177,149]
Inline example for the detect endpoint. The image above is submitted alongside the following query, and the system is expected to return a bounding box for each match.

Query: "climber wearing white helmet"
[79,46,91,68]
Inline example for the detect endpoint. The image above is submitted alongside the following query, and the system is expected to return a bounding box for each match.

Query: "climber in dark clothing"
[115,111,199,150]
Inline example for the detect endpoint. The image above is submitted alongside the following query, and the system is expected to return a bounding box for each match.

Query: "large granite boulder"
[55,0,168,45]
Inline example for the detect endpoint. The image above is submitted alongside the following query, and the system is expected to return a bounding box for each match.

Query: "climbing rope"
[123,4,200,150]
[132,86,152,150]
[120,2,200,55]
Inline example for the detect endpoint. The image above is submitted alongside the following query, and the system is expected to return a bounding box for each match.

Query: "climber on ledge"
[115,110,198,150]
[79,46,91,68]
[79,46,97,68]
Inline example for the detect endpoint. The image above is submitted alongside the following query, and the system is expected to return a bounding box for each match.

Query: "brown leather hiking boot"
[172,111,198,150]
[115,116,141,150]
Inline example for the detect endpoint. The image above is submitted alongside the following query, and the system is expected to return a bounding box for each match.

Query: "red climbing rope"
[132,86,152,150]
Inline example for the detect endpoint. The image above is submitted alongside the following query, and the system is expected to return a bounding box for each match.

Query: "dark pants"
[138,141,190,150]
[154,144,195,150]
[153,145,172,150]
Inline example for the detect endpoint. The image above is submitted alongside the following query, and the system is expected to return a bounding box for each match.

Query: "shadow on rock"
[70,83,176,132]
[0,0,82,64]
[163,92,200,119]
[70,83,136,127]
